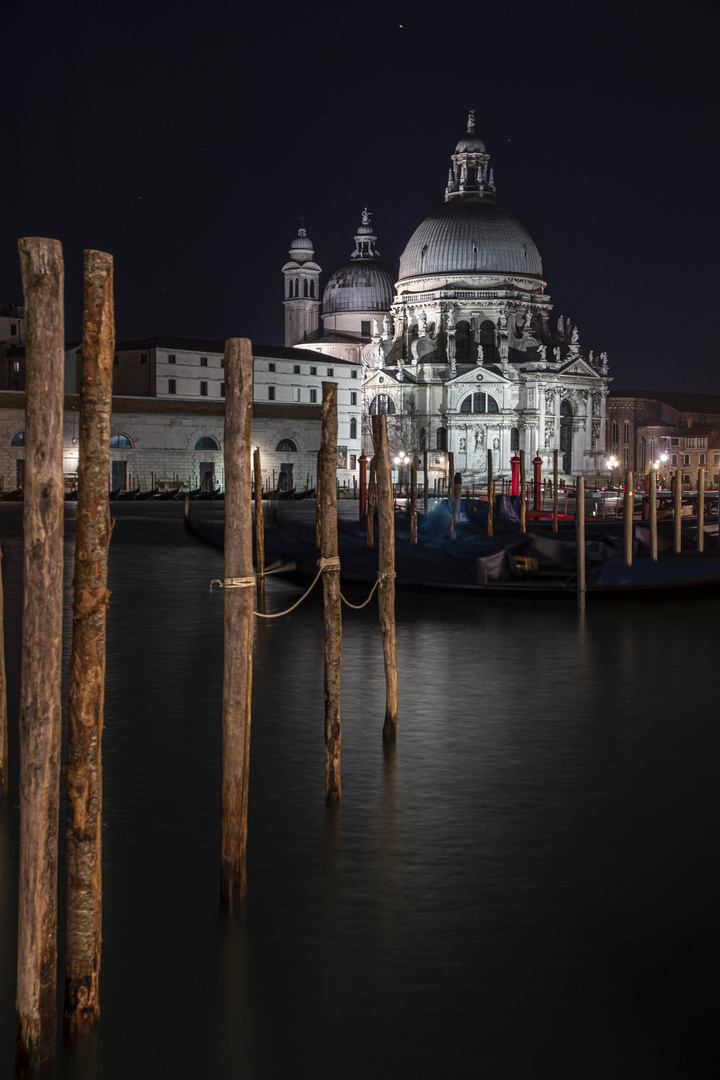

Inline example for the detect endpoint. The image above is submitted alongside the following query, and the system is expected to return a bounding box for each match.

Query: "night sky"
[3,0,718,392]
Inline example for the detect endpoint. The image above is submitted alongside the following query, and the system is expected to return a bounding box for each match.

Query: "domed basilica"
[283,111,610,479]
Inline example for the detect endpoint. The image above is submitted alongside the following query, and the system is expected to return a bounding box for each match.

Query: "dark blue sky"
[3,0,718,391]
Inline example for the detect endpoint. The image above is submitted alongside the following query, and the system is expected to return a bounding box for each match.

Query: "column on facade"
[538,383,546,457]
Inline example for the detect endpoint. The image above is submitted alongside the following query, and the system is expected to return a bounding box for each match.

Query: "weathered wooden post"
[358,452,368,521]
[410,455,418,544]
[624,470,634,566]
[576,475,586,614]
[697,466,705,553]
[220,338,254,908]
[453,471,462,534]
[553,448,559,532]
[423,449,429,515]
[373,414,397,740]
[253,447,265,602]
[673,471,682,554]
[315,449,322,547]
[0,542,7,799]
[320,383,342,801]
[649,467,658,562]
[520,450,526,532]
[366,456,376,547]
[487,448,494,538]
[65,249,114,1031]
[15,237,65,1074]
[447,452,455,538]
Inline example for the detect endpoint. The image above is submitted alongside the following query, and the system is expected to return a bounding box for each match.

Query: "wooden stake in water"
[487,449,494,538]
[553,449,559,532]
[0,542,7,799]
[649,468,658,562]
[697,467,705,553]
[65,249,115,1030]
[15,237,65,1075]
[624,470,634,566]
[373,414,398,740]
[673,471,682,554]
[520,450,526,533]
[423,449,429,516]
[447,452,456,538]
[576,475,586,614]
[315,450,322,548]
[366,456,376,547]
[320,383,342,801]
[253,447,265,603]
[410,456,418,544]
[220,338,255,907]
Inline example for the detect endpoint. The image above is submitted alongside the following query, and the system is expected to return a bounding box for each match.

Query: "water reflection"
[0,503,718,1077]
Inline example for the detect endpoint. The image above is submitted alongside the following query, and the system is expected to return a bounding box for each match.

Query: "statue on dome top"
[361,208,372,225]
[467,108,476,134]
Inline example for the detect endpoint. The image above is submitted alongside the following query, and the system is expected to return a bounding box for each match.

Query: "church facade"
[285,112,611,481]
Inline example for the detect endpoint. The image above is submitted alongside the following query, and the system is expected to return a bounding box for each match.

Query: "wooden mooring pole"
[423,449,429,515]
[315,450,322,548]
[366,456,376,546]
[553,449,559,532]
[373,414,398,740]
[410,456,418,544]
[576,475,586,614]
[65,250,114,1031]
[253,447,265,603]
[487,449,494,538]
[673,471,682,555]
[0,541,7,799]
[321,383,342,801]
[220,338,254,907]
[649,468,658,561]
[697,467,705,553]
[447,452,455,538]
[15,237,65,1075]
[624,470,634,566]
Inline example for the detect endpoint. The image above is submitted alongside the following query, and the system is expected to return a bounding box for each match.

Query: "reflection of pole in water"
[373,414,398,741]
[321,382,342,802]
[0,541,7,798]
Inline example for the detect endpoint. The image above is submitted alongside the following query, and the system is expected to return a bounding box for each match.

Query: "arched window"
[287,279,293,299]
[369,395,396,415]
[294,280,299,297]
[510,427,519,451]
[455,321,473,362]
[459,392,498,414]
[640,438,646,471]
[350,417,357,439]
[195,436,219,450]
[623,421,630,445]
[611,420,618,450]
[276,439,298,452]
[436,427,447,451]
[303,279,309,297]
[110,433,132,448]
[479,320,497,362]
[10,431,24,446]
[309,281,315,298]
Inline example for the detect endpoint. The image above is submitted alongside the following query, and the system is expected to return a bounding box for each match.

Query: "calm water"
[0,503,718,1078]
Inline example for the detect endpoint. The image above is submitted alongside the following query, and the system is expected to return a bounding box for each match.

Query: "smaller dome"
[290,234,313,252]
[323,261,395,314]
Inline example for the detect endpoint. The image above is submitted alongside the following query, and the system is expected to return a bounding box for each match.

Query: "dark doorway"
[111,460,127,490]
[16,458,25,489]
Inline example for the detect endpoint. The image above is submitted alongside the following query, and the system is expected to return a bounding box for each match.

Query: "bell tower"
[282,221,322,347]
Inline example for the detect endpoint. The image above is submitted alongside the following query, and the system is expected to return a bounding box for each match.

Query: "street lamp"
[659,452,669,490]
[606,455,619,489]
[393,451,411,496]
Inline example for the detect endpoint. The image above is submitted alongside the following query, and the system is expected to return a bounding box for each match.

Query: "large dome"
[399,198,543,280]
[323,260,395,314]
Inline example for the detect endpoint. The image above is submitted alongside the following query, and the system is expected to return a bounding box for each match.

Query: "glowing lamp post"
[606,455,619,489]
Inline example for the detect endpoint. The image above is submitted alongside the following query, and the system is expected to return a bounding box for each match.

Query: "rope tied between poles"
[210,576,255,591]
[340,569,395,610]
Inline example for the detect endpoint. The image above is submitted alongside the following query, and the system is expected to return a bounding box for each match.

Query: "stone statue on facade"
[536,344,547,362]
[474,427,484,451]
[371,318,380,338]
[557,315,564,333]
[459,436,466,452]
[446,306,456,330]
[418,310,427,335]
[571,325,579,345]
[382,314,392,337]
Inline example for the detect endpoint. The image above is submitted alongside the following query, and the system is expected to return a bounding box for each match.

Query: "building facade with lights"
[285,112,612,481]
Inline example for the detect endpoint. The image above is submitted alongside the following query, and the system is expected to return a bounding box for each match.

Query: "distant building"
[1,336,361,493]
[607,389,720,486]
[0,302,25,392]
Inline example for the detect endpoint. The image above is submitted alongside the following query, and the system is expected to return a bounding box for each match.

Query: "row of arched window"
[9,432,220,451]
[286,278,316,299]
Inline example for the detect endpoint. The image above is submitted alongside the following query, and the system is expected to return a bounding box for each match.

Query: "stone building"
[289,112,612,480]
[1,336,362,493]
[607,389,720,487]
